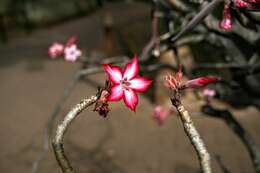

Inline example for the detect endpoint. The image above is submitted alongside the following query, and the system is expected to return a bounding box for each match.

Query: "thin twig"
[176,105,212,173]
[215,155,232,173]
[52,95,98,173]
[171,0,223,43]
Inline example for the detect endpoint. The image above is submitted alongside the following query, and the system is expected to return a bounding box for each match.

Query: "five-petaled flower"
[64,44,82,62]
[103,56,152,111]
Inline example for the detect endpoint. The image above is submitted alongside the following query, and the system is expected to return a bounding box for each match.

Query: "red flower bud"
[184,76,220,89]
[219,5,232,30]
[65,36,77,47]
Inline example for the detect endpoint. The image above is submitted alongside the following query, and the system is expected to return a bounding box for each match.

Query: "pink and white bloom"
[153,106,170,126]
[103,56,152,111]
[64,44,82,62]
[48,42,64,58]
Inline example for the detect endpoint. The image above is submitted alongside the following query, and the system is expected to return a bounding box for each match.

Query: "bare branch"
[171,0,223,43]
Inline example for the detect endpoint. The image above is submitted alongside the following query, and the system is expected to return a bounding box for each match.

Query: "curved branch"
[52,95,98,173]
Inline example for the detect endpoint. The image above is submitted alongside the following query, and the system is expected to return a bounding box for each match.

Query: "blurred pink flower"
[48,36,82,62]
[48,42,64,58]
[103,55,152,111]
[64,44,82,62]
[153,106,170,126]
[165,66,220,91]
[202,88,216,98]
[219,4,232,30]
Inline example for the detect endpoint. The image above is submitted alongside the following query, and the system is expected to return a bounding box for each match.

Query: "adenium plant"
[103,55,152,111]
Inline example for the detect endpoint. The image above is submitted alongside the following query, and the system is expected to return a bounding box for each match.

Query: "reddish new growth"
[164,66,220,107]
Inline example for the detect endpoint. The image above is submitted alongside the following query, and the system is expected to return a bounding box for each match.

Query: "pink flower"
[164,66,220,91]
[219,4,232,30]
[48,42,64,58]
[203,88,216,97]
[153,106,170,126]
[64,44,82,62]
[103,55,152,111]
[48,36,82,62]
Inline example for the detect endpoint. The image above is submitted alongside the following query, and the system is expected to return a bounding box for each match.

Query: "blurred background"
[0,0,260,173]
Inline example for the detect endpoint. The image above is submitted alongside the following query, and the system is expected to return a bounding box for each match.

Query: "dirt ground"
[0,2,260,173]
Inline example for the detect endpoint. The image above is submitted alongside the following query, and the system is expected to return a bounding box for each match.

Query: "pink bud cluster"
[48,36,82,62]
[164,66,220,91]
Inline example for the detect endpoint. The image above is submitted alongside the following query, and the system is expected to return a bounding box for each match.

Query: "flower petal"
[103,64,123,84]
[128,77,152,92]
[123,55,139,80]
[108,85,124,101]
[123,89,138,111]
